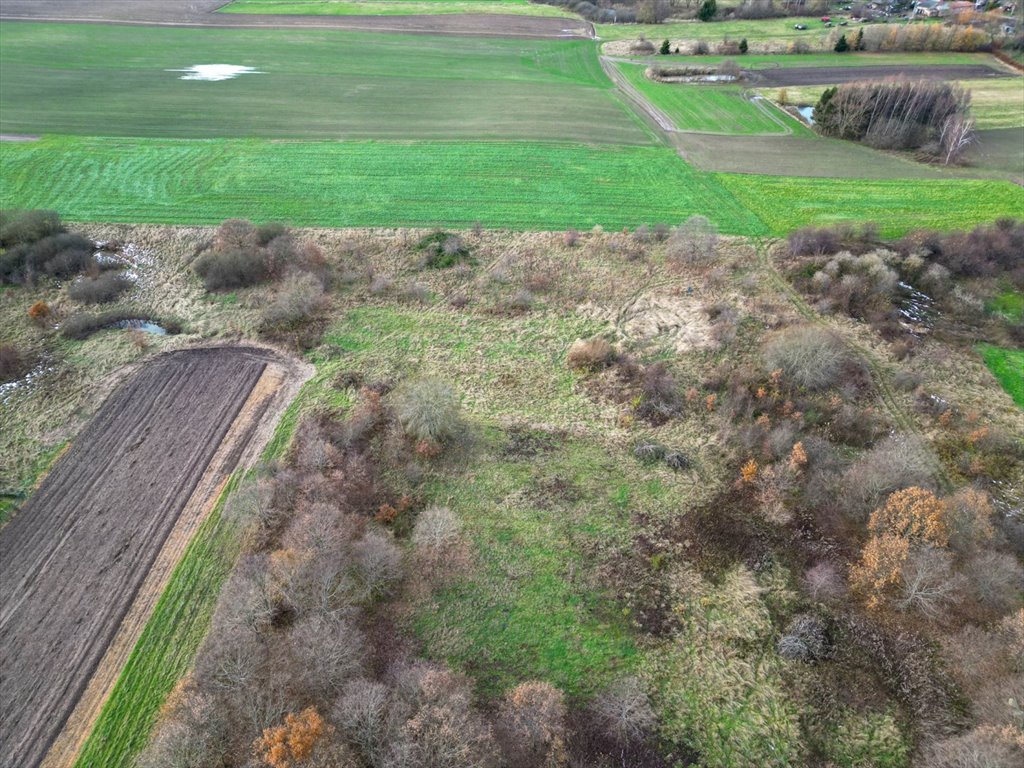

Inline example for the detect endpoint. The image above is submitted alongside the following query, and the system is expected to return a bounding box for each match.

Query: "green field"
[616,62,806,135]
[5,135,1022,234]
[716,173,1024,236]
[221,0,575,16]
[597,17,838,44]
[0,23,644,144]
[0,136,766,233]
[987,289,1024,322]
[978,344,1024,408]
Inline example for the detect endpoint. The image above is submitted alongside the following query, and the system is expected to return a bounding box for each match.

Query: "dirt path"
[0,134,40,142]
[755,240,952,491]
[0,346,309,768]
[0,0,594,38]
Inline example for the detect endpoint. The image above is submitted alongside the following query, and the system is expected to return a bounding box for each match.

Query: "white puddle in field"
[167,64,263,81]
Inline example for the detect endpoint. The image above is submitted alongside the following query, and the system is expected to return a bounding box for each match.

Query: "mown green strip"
[72,473,244,768]
[978,344,1024,408]
[0,136,765,234]
[716,173,1024,237]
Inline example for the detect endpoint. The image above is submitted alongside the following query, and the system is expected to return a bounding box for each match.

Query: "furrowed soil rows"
[751,64,1011,87]
[0,347,295,768]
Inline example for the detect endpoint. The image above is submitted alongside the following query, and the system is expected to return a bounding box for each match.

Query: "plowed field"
[0,347,295,768]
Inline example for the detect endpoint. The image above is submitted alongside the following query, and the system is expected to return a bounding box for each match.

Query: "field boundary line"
[0,14,594,38]
[40,351,311,768]
[755,239,952,491]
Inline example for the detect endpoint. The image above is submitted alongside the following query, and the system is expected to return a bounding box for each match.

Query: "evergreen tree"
[660,38,671,55]
[697,0,717,22]
[739,37,749,54]
[834,34,849,53]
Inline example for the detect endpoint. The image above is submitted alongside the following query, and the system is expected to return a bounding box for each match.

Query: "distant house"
[914,0,950,15]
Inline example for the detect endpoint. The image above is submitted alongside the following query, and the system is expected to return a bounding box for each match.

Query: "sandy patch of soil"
[579,291,713,353]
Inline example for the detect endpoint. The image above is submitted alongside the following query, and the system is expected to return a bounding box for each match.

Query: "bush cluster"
[68,271,131,305]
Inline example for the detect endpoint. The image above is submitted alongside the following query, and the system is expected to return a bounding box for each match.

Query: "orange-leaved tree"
[255,707,329,768]
[852,487,949,609]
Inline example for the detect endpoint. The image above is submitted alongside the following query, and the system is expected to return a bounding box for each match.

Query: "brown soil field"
[0,0,593,38]
[750,64,1010,87]
[0,346,303,768]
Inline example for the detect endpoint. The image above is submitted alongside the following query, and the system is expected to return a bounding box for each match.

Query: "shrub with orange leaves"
[28,300,50,326]
[705,393,717,412]
[850,533,910,609]
[740,459,759,484]
[788,441,808,473]
[255,707,329,768]
[868,487,949,547]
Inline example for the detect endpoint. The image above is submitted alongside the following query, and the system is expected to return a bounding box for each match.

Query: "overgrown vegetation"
[815,80,977,164]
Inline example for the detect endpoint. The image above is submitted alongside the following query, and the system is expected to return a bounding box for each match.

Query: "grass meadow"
[221,0,576,16]
[616,62,806,135]
[715,173,1024,236]
[0,136,767,233]
[0,23,643,144]
[978,344,1024,408]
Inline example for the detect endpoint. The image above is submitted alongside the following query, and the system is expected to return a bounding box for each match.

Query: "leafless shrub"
[633,224,651,244]
[369,274,393,295]
[412,506,461,552]
[335,679,394,764]
[592,676,656,747]
[898,545,964,618]
[136,683,228,768]
[509,287,534,312]
[922,725,1024,768]
[260,272,326,331]
[562,228,580,248]
[0,344,27,384]
[393,378,463,445]
[354,530,402,601]
[964,551,1023,615]
[566,337,615,371]
[634,362,682,425]
[945,488,995,556]
[763,325,848,391]
[497,681,568,768]
[630,37,656,55]
[288,614,365,696]
[652,223,670,242]
[840,435,937,521]
[68,270,131,304]
[802,561,846,601]
[717,59,741,78]
[666,215,719,267]
[777,613,829,662]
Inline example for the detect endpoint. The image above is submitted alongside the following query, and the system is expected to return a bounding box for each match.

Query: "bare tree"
[939,113,977,165]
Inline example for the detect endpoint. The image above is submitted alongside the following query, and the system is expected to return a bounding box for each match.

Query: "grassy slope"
[221,0,576,16]
[0,23,642,144]
[987,289,1024,322]
[978,344,1024,408]
[715,173,1024,236]
[0,136,765,233]
[616,62,805,135]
